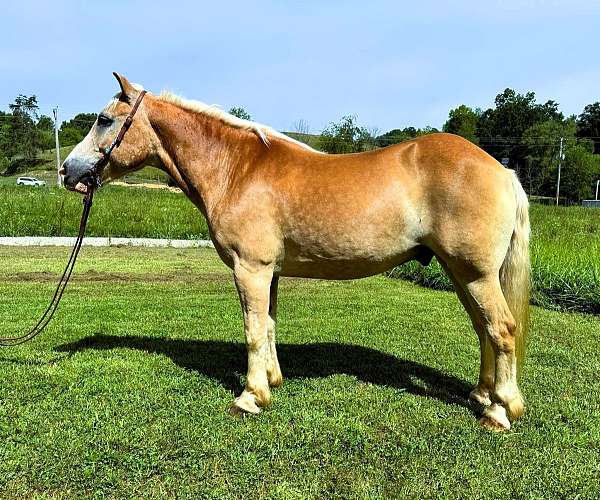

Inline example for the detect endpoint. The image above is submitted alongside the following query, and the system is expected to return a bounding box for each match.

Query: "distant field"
[0,246,598,498]
[38,145,75,171]
[4,144,171,187]
[284,131,321,149]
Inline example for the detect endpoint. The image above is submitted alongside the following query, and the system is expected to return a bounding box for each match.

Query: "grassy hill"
[283,132,321,149]
[37,145,75,170]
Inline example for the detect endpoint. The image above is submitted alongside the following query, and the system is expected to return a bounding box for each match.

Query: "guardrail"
[582,200,600,208]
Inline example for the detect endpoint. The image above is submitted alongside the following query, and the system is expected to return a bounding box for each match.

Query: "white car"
[16,177,46,187]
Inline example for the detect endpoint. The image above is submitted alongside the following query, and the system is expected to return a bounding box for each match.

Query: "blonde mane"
[158,91,316,151]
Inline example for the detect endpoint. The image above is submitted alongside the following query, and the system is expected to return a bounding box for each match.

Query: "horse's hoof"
[469,387,492,407]
[229,395,261,417]
[479,404,511,432]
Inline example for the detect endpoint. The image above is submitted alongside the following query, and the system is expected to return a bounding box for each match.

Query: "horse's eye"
[97,114,113,127]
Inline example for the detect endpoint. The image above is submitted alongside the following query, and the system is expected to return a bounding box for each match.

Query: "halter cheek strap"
[92,90,147,187]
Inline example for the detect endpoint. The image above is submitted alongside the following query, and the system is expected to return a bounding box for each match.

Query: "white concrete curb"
[0,237,214,248]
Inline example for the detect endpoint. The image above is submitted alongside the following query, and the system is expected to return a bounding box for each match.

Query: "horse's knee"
[501,315,517,341]
[246,330,268,352]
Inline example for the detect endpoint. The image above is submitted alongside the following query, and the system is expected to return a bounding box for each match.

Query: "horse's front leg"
[230,262,273,416]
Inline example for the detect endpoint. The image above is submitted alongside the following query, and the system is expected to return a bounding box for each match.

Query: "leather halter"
[91,89,147,187]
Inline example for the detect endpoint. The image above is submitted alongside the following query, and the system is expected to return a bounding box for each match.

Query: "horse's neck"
[148,99,261,219]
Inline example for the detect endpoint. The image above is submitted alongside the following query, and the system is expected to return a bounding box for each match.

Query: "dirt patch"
[111,181,182,193]
[1,270,231,284]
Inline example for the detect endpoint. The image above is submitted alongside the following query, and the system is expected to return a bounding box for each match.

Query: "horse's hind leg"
[267,276,283,387]
[469,332,495,408]
[464,276,524,430]
[437,260,495,407]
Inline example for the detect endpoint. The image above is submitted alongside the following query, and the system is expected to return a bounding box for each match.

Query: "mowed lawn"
[0,247,598,498]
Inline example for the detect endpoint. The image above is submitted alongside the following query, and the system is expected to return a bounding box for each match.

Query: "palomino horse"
[62,73,530,431]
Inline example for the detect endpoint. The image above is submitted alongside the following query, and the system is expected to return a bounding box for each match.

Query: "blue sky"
[1,0,599,133]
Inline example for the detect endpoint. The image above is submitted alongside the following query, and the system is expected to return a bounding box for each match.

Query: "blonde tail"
[500,171,531,376]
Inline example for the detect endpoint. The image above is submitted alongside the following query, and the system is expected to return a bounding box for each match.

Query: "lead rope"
[0,189,94,347]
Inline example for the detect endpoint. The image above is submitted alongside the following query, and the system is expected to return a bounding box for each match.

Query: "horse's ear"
[113,72,138,103]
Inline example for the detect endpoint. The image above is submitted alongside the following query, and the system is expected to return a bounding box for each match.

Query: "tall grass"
[388,204,600,314]
[0,185,208,239]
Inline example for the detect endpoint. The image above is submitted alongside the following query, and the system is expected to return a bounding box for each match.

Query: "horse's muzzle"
[62,157,97,194]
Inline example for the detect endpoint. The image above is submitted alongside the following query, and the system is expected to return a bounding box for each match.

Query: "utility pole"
[596,179,599,201]
[53,106,62,187]
[555,137,564,206]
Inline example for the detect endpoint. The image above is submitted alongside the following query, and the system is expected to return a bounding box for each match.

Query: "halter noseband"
[92,89,147,187]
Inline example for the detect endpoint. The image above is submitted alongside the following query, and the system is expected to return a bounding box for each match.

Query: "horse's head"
[61,73,157,194]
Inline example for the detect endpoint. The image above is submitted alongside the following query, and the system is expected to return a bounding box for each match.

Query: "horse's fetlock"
[492,387,524,421]
[248,383,271,407]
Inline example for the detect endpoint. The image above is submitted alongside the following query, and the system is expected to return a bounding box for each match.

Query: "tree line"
[0,94,96,175]
[2,89,599,201]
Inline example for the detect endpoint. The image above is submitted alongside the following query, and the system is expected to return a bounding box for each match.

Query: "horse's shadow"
[56,334,474,411]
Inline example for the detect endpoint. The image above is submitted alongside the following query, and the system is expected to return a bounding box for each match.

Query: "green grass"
[0,185,208,239]
[0,246,598,498]
[389,203,600,314]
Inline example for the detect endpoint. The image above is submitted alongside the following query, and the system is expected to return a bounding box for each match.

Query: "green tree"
[37,115,54,132]
[576,102,600,153]
[522,119,599,201]
[0,110,12,165]
[5,95,43,161]
[560,141,600,201]
[59,113,97,146]
[443,105,480,143]
[229,107,251,120]
[37,115,55,151]
[522,119,576,196]
[319,115,375,153]
[477,88,563,169]
[375,126,438,147]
